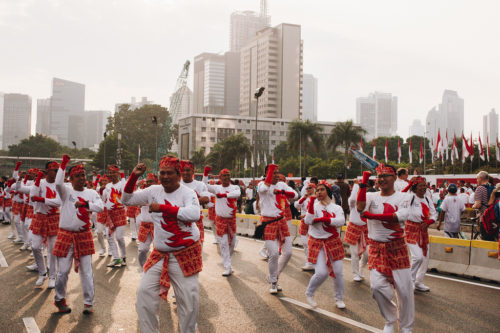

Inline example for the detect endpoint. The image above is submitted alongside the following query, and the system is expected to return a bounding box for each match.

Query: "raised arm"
[121,163,151,207]
[356,171,371,213]
[55,155,70,201]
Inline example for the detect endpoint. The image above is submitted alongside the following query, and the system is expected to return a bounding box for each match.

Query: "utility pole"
[253,87,265,192]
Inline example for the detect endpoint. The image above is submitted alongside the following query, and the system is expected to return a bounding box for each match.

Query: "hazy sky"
[1,0,499,138]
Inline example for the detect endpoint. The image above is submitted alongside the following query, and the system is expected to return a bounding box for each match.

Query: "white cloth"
[107,225,126,260]
[136,255,198,333]
[408,243,429,284]
[348,184,364,225]
[95,222,106,250]
[206,183,241,218]
[300,234,311,265]
[440,195,465,233]
[394,178,409,192]
[257,181,297,218]
[103,179,126,210]
[30,179,61,214]
[350,243,369,277]
[181,179,210,198]
[305,248,344,301]
[32,234,57,279]
[245,188,254,200]
[129,217,138,239]
[406,194,438,223]
[458,193,470,206]
[265,236,292,283]
[138,232,153,270]
[218,233,236,270]
[305,201,345,239]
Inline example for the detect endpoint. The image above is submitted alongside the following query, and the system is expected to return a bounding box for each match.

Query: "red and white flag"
[479,132,485,161]
[384,139,388,163]
[462,132,471,162]
[397,138,401,164]
[496,138,500,162]
[435,129,442,157]
[271,151,275,164]
[373,139,376,160]
[451,134,459,164]
[486,134,490,162]
[445,130,449,161]
[419,139,423,164]
[408,138,413,164]
[360,138,363,153]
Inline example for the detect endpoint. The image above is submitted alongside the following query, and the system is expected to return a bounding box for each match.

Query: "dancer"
[122,157,202,333]
[16,168,37,251]
[127,204,140,241]
[294,183,316,271]
[136,173,158,270]
[95,175,110,256]
[305,181,346,309]
[11,162,25,244]
[356,165,413,333]
[53,155,104,314]
[4,178,15,239]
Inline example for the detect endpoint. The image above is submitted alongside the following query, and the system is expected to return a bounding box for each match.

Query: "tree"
[190,147,206,171]
[287,120,324,177]
[91,133,136,173]
[327,120,366,175]
[8,134,63,158]
[206,134,252,174]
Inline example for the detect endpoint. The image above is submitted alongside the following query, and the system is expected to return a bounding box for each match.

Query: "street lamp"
[253,87,265,190]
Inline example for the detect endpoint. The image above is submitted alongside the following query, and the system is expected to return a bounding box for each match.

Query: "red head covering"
[219,168,230,177]
[46,161,59,170]
[108,165,119,172]
[318,180,332,190]
[100,174,109,181]
[410,176,426,184]
[70,164,86,177]
[306,183,317,189]
[138,179,146,188]
[180,160,194,172]
[278,174,286,182]
[159,156,181,173]
[375,163,396,176]
[28,168,39,174]
[146,173,158,182]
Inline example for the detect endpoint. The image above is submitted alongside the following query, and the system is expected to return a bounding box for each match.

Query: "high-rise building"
[224,51,241,116]
[425,90,464,142]
[50,78,85,147]
[302,74,318,122]
[170,86,193,119]
[409,119,425,137]
[193,53,225,115]
[483,108,498,143]
[115,97,153,113]
[83,110,111,150]
[239,23,303,120]
[36,98,51,136]
[229,1,269,52]
[356,92,397,139]
[0,93,32,149]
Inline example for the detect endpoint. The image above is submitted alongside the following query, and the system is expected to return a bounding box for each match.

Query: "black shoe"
[121,257,127,266]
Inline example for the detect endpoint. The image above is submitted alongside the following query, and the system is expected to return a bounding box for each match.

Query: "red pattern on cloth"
[208,206,215,221]
[26,205,34,219]
[215,215,236,246]
[308,236,345,278]
[97,208,107,224]
[53,228,95,273]
[344,222,368,256]
[0,197,3,206]
[126,206,140,218]
[11,201,21,215]
[284,204,292,221]
[196,215,204,243]
[138,221,154,243]
[262,216,290,247]
[143,241,203,302]
[3,198,12,208]
[368,237,410,283]
[31,213,60,244]
[405,221,430,257]
[299,218,309,236]
[106,207,126,235]
[20,203,27,221]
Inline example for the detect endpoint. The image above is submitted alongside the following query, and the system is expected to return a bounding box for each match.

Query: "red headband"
[306,183,317,189]
[70,164,86,177]
[278,174,286,182]
[28,168,39,174]
[410,176,426,184]
[180,160,194,172]
[219,168,230,177]
[146,173,158,181]
[108,165,119,172]
[100,174,109,181]
[318,180,332,190]
[159,156,181,173]
[376,163,395,176]
[138,179,146,188]
[46,162,59,170]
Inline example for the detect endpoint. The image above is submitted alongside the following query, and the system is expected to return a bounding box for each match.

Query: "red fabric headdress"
[138,179,146,188]
[278,174,286,182]
[146,173,158,182]
[306,183,317,189]
[108,165,119,172]
[28,168,39,174]
[410,176,426,184]
[318,180,332,190]
[219,168,230,177]
[70,164,86,177]
[375,163,395,176]
[46,162,59,170]
[159,156,181,173]
[100,174,109,181]
[180,160,194,172]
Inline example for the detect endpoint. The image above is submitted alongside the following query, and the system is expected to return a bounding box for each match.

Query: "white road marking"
[0,249,7,267]
[22,317,40,333]
[280,297,383,333]
[425,273,500,291]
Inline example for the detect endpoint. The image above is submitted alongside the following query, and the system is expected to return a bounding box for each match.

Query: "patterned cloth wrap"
[30,213,60,244]
[344,222,368,257]
[308,235,345,278]
[196,215,204,243]
[215,215,236,246]
[299,218,309,236]
[143,241,203,302]
[106,207,127,235]
[262,216,290,247]
[284,204,292,221]
[97,208,108,224]
[0,197,3,206]
[368,237,410,284]
[405,220,430,257]
[20,203,27,221]
[25,205,34,219]
[126,206,140,218]
[3,198,12,208]
[138,221,154,243]
[208,206,215,221]
[11,201,22,215]
[53,228,95,273]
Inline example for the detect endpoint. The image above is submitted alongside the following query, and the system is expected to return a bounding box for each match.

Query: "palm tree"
[287,120,324,176]
[327,120,367,175]
[190,147,206,171]
[206,134,251,174]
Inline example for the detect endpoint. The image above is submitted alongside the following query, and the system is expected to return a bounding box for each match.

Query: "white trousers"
[129,217,138,239]
[55,245,94,305]
[13,213,24,241]
[218,234,236,270]
[23,217,32,246]
[137,255,199,333]
[95,222,106,251]
[265,236,292,283]
[300,235,312,265]
[138,233,153,270]
[306,248,344,301]
[107,225,126,260]
[370,269,414,333]
[4,207,11,223]
[350,244,369,277]
[407,243,429,285]
[32,234,57,278]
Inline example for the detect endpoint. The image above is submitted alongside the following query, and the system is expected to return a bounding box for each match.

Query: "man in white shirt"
[437,184,465,238]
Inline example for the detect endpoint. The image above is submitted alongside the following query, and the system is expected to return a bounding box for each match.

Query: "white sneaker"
[7,233,15,239]
[222,268,232,276]
[20,244,28,250]
[259,248,269,260]
[353,274,363,282]
[35,274,47,287]
[306,295,318,308]
[98,248,106,257]
[13,238,23,244]
[335,300,346,309]
[301,264,315,271]
[48,278,56,289]
[276,282,282,291]
[269,283,278,294]
[415,282,430,292]
[26,263,38,271]
[27,245,32,251]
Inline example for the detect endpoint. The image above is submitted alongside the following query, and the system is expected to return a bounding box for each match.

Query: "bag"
[481,183,495,205]
[480,199,500,241]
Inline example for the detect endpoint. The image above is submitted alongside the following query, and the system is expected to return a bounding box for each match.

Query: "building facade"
[483,108,498,144]
[409,119,425,137]
[230,9,269,52]
[425,90,464,143]
[115,97,153,113]
[302,74,318,122]
[83,110,111,150]
[356,92,397,140]
[36,98,51,136]
[1,93,32,149]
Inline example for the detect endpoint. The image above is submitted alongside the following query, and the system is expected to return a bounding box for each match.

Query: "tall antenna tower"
[260,0,270,25]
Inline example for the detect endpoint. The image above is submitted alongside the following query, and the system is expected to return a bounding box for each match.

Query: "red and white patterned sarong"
[53,228,95,272]
[208,206,215,221]
[20,203,28,221]
[143,241,203,302]
[126,206,140,218]
[215,215,236,246]
[262,216,290,247]
[25,205,34,219]
[106,207,126,235]
[138,221,154,243]
[11,201,22,215]
[3,198,12,208]
[308,235,345,278]
[368,237,410,283]
[30,213,60,244]
[299,218,309,236]
[196,215,204,243]
[97,208,107,224]
[284,204,292,222]
[405,221,430,257]
[344,222,368,256]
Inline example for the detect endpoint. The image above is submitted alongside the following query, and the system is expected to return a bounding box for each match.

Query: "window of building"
[202,117,206,121]
[201,127,206,132]
[210,137,215,142]
[271,131,276,135]
[211,118,215,122]
[201,137,206,142]
[211,127,215,132]
[280,131,285,136]
[246,129,250,134]
[271,140,276,145]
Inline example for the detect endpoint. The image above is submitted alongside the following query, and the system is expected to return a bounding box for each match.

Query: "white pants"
[107,225,126,260]
[23,217,32,246]
[95,222,106,251]
[129,217,138,239]
[300,235,312,265]
[137,255,199,333]
[55,245,94,305]
[32,234,57,278]
[218,234,236,270]
[265,236,292,283]
[350,243,369,277]
[4,207,11,223]
[13,213,24,241]
[306,248,344,301]
[407,243,429,285]
[370,269,414,333]
[138,233,153,270]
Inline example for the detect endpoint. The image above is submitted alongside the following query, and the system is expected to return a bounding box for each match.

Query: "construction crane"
[158,60,190,158]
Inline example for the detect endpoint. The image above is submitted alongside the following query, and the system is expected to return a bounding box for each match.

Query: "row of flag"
[243,152,275,169]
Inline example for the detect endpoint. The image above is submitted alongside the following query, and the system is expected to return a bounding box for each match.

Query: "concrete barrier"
[464,240,500,283]
[428,236,471,275]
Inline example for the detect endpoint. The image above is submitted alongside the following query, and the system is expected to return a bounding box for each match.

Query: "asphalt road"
[1,222,499,333]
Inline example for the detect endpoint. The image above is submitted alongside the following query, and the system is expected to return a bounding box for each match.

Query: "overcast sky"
[1,0,499,138]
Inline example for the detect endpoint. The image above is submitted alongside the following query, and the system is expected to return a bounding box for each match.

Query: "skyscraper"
[83,110,111,150]
[193,53,225,115]
[229,1,269,52]
[239,23,303,120]
[409,119,425,137]
[0,93,32,149]
[36,98,51,136]
[356,92,398,139]
[483,108,498,143]
[425,90,464,142]
[302,74,318,122]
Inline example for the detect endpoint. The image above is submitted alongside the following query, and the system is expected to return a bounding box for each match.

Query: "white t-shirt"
[440,195,465,233]
[406,193,438,223]
[30,179,62,215]
[245,188,254,200]
[348,184,365,225]
[458,193,470,207]
[206,183,241,218]
[394,178,409,192]
[257,181,298,218]
[305,201,345,239]
[103,179,125,210]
